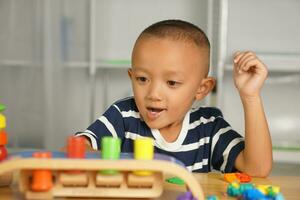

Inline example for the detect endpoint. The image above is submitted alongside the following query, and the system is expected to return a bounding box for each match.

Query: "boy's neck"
[159,123,182,143]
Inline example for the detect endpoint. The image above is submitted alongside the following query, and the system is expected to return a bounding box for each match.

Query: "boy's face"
[129,36,210,132]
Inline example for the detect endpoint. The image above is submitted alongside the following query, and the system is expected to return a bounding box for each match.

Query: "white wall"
[0,0,209,149]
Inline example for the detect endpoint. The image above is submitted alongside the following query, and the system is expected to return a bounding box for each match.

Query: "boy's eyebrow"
[131,67,147,73]
[164,72,185,81]
[132,66,185,77]
[164,70,184,76]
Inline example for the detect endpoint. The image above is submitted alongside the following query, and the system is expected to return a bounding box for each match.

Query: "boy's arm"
[233,51,273,177]
[82,136,97,151]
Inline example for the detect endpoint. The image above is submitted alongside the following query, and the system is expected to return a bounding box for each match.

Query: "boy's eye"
[136,77,148,83]
[167,80,180,87]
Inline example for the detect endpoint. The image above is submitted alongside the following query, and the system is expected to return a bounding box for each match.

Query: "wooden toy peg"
[30,152,53,192]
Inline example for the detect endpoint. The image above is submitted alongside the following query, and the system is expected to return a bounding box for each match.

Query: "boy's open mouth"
[146,107,165,120]
[147,107,165,113]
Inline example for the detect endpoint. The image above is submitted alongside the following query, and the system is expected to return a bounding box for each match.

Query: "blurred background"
[0,0,299,175]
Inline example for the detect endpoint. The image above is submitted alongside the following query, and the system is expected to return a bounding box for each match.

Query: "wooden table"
[1,173,299,199]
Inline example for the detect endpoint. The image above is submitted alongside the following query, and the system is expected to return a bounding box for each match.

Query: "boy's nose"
[147,83,163,101]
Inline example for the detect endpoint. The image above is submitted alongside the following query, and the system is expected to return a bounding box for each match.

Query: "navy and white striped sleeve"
[76,104,125,150]
[210,115,245,173]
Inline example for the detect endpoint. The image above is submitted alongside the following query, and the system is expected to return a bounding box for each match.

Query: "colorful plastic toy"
[0,136,205,199]
[224,172,252,183]
[176,191,197,200]
[166,176,185,185]
[236,172,252,182]
[205,195,219,200]
[227,181,285,200]
[242,188,266,200]
[256,184,280,196]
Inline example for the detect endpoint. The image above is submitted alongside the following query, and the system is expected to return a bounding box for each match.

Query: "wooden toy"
[66,136,86,174]
[0,129,8,161]
[30,152,53,192]
[134,137,154,176]
[0,170,12,187]
[67,136,86,159]
[100,136,121,175]
[0,104,8,161]
[0,150,204,199]
[0,146,7,161]
[0,132,203,199]
[0,113,6,129]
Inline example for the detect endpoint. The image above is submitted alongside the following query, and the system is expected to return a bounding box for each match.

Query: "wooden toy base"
[0,152,205,199]
[0,172,12,187]
[23,170,163,199]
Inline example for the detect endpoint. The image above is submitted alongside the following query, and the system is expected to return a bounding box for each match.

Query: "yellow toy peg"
[0,114,6,129]
[133,137,154,176]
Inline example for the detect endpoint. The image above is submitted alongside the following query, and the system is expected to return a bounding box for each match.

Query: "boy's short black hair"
[138,19,210,50]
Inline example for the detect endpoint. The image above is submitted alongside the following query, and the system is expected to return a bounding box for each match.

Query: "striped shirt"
[76,97,244,173]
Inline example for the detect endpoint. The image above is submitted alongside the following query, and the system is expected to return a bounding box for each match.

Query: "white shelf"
[224,54,300,72]
[0,60,131,69]
[0,60,40,68]
[64,60,131,69]
[96,60,131,69]
[273,150,300,164]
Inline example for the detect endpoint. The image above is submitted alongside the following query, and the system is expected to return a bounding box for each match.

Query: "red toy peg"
[0,146,7,161]
[67,136,86,159]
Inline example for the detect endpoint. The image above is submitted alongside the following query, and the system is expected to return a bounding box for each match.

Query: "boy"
[76,20,272,177]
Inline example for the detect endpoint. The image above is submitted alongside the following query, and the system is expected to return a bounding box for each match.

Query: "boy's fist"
[233,51,268,98]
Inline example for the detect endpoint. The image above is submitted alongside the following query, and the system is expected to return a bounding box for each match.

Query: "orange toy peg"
[31,152,53,192]
[0,129,8,146]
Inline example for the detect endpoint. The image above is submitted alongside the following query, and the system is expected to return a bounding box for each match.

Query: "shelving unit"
[0,0,210,150]
[216,0,300,163]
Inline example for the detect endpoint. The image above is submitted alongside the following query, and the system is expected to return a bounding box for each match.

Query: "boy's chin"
[143,121,163,130]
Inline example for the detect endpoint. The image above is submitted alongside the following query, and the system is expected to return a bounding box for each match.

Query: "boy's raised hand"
[233,51,268,98]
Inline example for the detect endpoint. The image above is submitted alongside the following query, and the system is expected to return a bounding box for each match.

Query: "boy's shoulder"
[190,106,223,119]
[112,96,138,112]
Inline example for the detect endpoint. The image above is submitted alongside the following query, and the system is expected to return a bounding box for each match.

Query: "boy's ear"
[195,77,216,100]
[127,68,133,79]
